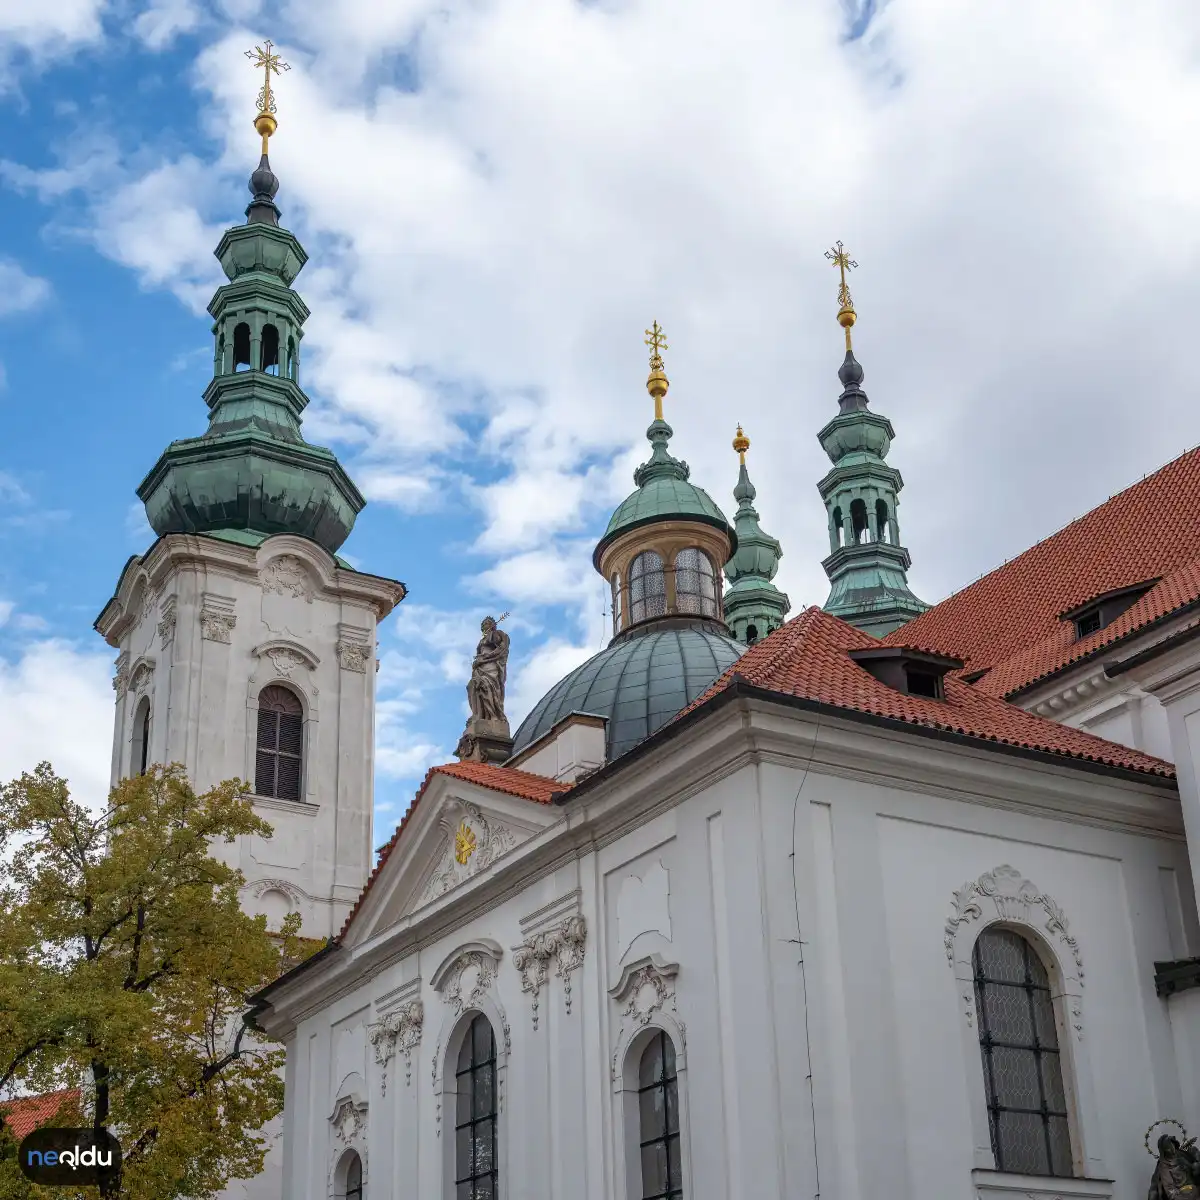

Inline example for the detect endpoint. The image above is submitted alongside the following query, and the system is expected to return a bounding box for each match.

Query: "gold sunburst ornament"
[454,820,477,865]
[245,39,291,153]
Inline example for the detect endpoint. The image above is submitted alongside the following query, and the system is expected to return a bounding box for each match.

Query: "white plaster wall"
[277,740,1196,1200]
[105,534,391,940]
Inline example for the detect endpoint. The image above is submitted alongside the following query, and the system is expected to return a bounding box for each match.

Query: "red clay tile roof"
[887,446,1200,695]
[678,607,1173,778]
[338,762,564,941]
[0,1088,80,1140]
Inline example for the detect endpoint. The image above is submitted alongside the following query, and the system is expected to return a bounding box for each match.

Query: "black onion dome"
[511,624,745,763]
[246,154,281,225]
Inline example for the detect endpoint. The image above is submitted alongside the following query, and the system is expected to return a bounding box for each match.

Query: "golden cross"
[825,240,857,311]
[245,39,290,118]
[644,320,668,368]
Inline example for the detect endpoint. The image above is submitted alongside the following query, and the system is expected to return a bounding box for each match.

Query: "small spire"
[245,39,290,155]
[732,424,750,466]
[824,239,858,354]
[644,320,669,422]
[243,40,290,226]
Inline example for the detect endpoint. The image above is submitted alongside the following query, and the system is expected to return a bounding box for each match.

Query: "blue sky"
[2,0,1200,838]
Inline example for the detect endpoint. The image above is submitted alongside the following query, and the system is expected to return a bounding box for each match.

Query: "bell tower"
[817,242,927,637]
[94,50,405,939]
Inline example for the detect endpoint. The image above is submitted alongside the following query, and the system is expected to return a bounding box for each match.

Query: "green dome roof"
[594,417,734,565]
[511,623,744,763]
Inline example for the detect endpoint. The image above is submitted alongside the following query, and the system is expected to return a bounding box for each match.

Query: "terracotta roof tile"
[678,607,1173,778]
[0,1088,80,1141]
[338,762,564,941]
[887,445,1200,693]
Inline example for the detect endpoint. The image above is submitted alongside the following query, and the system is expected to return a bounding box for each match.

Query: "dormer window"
[848,646,964,700]
[1060,579,1158,643]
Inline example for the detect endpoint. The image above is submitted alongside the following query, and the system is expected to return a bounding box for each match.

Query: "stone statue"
[467,615,510,723]
[1149,1134,1200,1199]
[455,615,514,765]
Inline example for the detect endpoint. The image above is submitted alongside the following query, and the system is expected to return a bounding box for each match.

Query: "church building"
[95,63,1200,1200]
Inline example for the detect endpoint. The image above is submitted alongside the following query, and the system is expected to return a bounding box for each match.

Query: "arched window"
[674,548,718,618]
[628,551,667,624]
[131,696,151,776]
[233,322,252,371]
[746,623,759,645]
[973,927,1072,1177]
[255,685,303,801]
[850,498,870,544]
[875,499,890,544]
[455,1014,498,1195]
[286,337,298,381]
[345,1152,363,1200]
[611,572,624,635]
[216,332,227,375]
[831,505,844,549]
[261,323,280,374]
[638,1030,682,1199]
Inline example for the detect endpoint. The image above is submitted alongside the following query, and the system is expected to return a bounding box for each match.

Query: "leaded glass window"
[674,548,718,618]
[256,685,303,801]
[455,1014,498,1199]
[344,1152,363,1200]
[638,1031,683,1200]
[973,928,1072,1177]
[629,551,667,624]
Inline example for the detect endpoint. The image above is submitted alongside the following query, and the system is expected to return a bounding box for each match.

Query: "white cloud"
[0,259,50,316]
[124,500,153,544]
[0,639,114,813]
[134,0,201,50]
[0,0,107,61]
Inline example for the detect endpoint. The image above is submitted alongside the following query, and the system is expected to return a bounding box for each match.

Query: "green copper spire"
[816,243,927,636]
[137,81,363,555]
[723,427,790,645]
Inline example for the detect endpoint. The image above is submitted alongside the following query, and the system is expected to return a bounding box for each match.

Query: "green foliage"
[0,764,311,1200]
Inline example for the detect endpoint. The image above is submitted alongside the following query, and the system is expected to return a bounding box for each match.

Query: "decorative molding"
[971,1168,1113,1199]
[1029,667,1117,718]
[251,639,320,674]
[157,596,176,648]
[431,940,504,1018]
[138,580,162,621]
[112,652,130,699]
[368,999,423,1094]
[330,1096,367,1146]
[418,801,520,907]
[944,865,1084,985]
[609,953,682,1081]
[336,623,373,673]
[245,877,307,907]
[261,554,314,602]
[200,593,237,644]
[130,657,155,695]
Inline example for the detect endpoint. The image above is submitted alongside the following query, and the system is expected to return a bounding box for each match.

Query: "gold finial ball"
[254,111,278,140]
[837,305,857,329]
[732,425,750,456]
[647,368,669,400]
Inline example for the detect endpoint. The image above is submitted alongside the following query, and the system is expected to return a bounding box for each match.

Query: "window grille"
[674,548,718,618]
[256,685,303,801]
[455,1014,498,1199]
[638,1031,683,1200]
[973,928,1072,1176]
[629,551,667,624]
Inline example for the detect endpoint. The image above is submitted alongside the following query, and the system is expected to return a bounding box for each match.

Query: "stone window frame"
[945,866,1108,1185]
[244,672,319,806]
[330,1148,365,1200]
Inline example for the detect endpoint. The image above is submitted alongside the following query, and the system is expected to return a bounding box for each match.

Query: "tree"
[0,764,314,1200]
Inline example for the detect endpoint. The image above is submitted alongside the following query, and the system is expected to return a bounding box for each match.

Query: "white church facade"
[92,90,1200,1200]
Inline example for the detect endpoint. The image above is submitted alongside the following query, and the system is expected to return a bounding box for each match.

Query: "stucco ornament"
[944,864,1084,984]
[336,640,372,673]
[608,954,683,1083]
[130,660,154,694]
[200,608,236,644]
[157,612,176,647]
[330,1097,366,1145]
[440,951,497,1018]
[262,555,313,601]
[368,1000,424,1094]
[112,653,130,698]
[512,917,588,1030]
[266,647,306,678]
[418,802,519,907]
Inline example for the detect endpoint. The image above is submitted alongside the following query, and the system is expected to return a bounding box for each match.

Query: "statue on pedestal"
[455,615,514,765]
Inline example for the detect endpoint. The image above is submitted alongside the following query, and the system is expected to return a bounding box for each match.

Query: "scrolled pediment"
[252,639,321,677]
